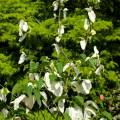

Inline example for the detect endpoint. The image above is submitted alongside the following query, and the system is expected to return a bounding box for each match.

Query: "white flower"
[52,1,59,11]
[44,72,63,97]
[63,63,71,72]
[85,100,98,110]
[44,72,51,89]
[85,7,96,23]
[95,65,104,75]
[63,8,68,20]
[58,99,65,113]
[55,36,61,43]
[22,96,35,110]
[40,91,47,106]
[52,81,63,96]
[1,108,9,118]
[22,22,28,32]
[71,81,81,93]
[19,33,27,42]
[84,18,90,30]
[11,94,26,110]
[91,29,96,35]
[52,43,60,55]
[19,20,28,36]
[66,107,83,120]
[18,52,27,64]
[58,25,65,35]
[0,88,9,102]
[14,116,21,120]
[81,80,92,95]
[92,46,99,58]
[80,38,87,50]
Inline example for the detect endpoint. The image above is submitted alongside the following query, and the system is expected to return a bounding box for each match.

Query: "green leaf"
[30,61,39,72]
[36,79,43,90]
[26,85,33,97]
[34,89,41,106]
[56,62,63,74]
[102,111,112,120]
[73,96,84,107]
[49,73,57,81]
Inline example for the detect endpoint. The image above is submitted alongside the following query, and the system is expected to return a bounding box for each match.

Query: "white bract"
[55,36,61,43]
[22,96,35,110]
[1,108,9,118]
[58,25,65,35]
[91,29,96,35]
[63,8,68,20]
[81,80,92,95]
[95,65,104,75]
[18,52,27,64]
[84,18,90,30]
[66,107,83,120]
[44,72,63,97]
[11,94,26,110]
[53,43,60,55]
[63,63,71,72]
[85,7,96,23]
[40,91,47,106]
[19,19,28,36]
[92,46,99,58]
[52,1,59,11]
[80,38,87,50]
[0,88,9,102]
[58,99,65,113]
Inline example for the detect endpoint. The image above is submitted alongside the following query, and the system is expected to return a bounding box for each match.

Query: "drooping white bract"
[80,38,87,50]
[58,99,65,113]
[52,1,59,11]
[63,8,68,20]
[22,96,35,110]
[1,108,9,118]
[92,46,99,58]
[63,63,71,72]
[85,7,96,23]
[58,25,65,35]
[84,18,90,30]
[11,94,26,110]
[55,36,61,43]
[71,81,81,93]
[53,43,60,55]
[84,106,96,120]
[66,107,83,120]
[18,52,27,64]
[19,20,28,36]
[0,90,6,102]
[81,80,92,95]
[40,91,47,106]
[44,72,63,97]
[52,81,63,97]
[14,116,21,120]
[91,29,96,36]
[95,65,104,75]
[85,100,98,110]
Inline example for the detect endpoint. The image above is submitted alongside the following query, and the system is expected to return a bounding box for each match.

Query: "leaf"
[49,73,57,81]
[56,62,63,74]
[102,111,112,120]
[36,79,43,90]
[25,85,33,97]
[34,89,41,106]
[73,96,84,107]
[30,61,39,72]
